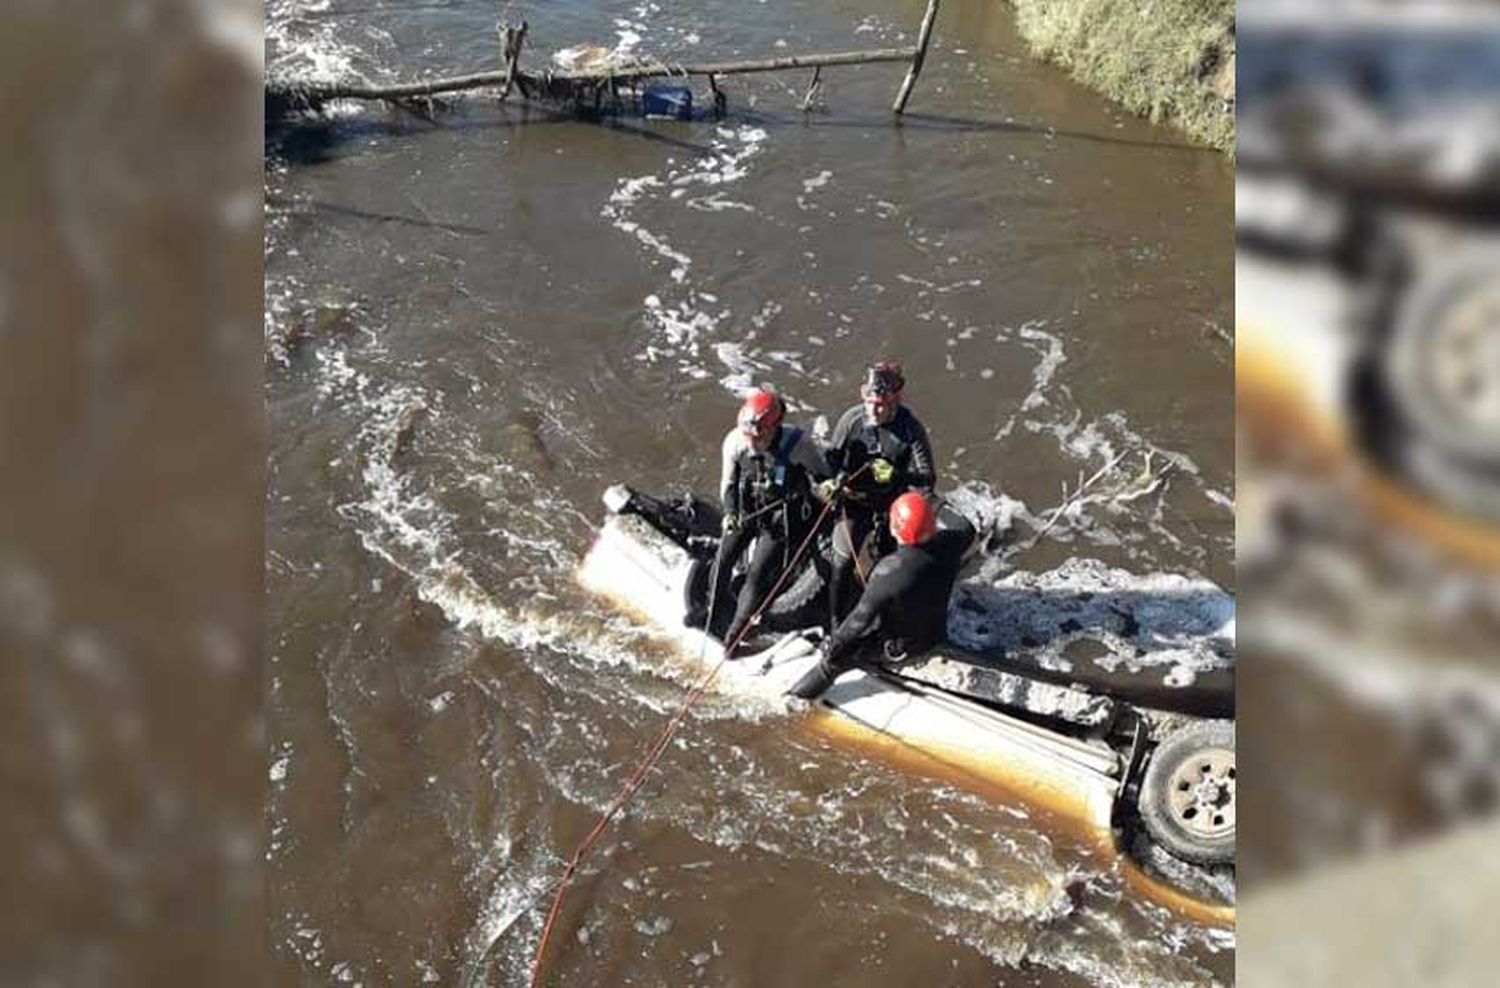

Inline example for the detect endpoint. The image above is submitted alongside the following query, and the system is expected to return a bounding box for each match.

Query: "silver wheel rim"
[1423,281,1500,440]
[1166,747,1235,839]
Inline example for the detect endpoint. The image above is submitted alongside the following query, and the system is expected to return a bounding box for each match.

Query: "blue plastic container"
[642,83,693,120]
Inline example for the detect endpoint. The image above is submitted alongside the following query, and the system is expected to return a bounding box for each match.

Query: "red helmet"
[737,388,784,440]
[889,492,937,546]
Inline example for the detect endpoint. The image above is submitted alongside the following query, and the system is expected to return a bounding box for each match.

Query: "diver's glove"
[814,476,843,504]
[721,512,740,535]
[869,458,895,485]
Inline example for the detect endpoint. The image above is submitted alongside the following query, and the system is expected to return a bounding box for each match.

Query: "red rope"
[528,468,865,986]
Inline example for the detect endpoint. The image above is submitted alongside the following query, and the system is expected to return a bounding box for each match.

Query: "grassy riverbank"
[1007,0,1235,152]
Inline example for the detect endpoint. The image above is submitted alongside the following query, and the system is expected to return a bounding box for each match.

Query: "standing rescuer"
[820,361,937,627]
[788,492,965,699]
[704,387,830,650]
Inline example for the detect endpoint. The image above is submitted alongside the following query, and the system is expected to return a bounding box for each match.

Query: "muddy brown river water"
[265,0,1234,983]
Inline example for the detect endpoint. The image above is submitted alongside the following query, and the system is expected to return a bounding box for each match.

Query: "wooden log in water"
[663,48,918,78]
[267,46,919,106]
[893,0,942,114]
[496,21,528,102]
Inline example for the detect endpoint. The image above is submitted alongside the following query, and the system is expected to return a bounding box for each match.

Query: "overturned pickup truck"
[579,485,1236,875]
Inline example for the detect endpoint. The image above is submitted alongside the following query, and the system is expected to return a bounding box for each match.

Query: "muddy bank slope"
[1006,0,1234,152]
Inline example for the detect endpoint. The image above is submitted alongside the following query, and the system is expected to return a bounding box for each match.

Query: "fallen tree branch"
[496,20,528,102]
[893,0,942,113]
[268,47,919,105]
[1025,448,1134,546]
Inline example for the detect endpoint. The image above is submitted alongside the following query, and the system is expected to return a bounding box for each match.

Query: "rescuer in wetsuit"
[706,387,830,651]
[818,362,937,628]
[788,492,966,699]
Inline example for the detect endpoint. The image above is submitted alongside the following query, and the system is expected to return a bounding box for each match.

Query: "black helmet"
[861,361,905,397]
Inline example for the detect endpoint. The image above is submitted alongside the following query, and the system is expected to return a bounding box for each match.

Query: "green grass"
[1007,0,1235,153]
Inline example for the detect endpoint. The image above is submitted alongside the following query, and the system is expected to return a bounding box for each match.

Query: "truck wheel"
[1384,250,1500,470]
[762,542,831,631]
[1138,720,1235,866]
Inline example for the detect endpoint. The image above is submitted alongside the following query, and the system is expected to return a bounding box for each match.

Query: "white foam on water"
[458,850,557,988]
[266,0,364,85]
[1014,319,1067,413]
[686,193,754,213]
[294,335,749,718]
[611,1,663,60]
[282,913,327,968]
[796,170,834,211]
[949,557,1234,686]
[852,15,901,40]
[603,126,774,379]
[567,739,1087,931]
[643,293,724,346]
[964,313,1226,571]
[609,174,663,206]
[263,256,300,367]
[1025,905,1227,988]
[612,28,644,59]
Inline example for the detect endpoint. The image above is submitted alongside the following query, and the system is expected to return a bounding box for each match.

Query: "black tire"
[762,536,834,629]
[1383,249,1500,468]
[1138,720,1235,866]
[1350,248,1500,522]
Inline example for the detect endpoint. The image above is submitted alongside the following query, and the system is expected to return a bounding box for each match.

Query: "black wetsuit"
[706,424,829,645]
[789,526,968,698]
[824,403,937,625]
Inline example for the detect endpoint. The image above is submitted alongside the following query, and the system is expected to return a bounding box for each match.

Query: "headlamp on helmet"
[860,362,905,399]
